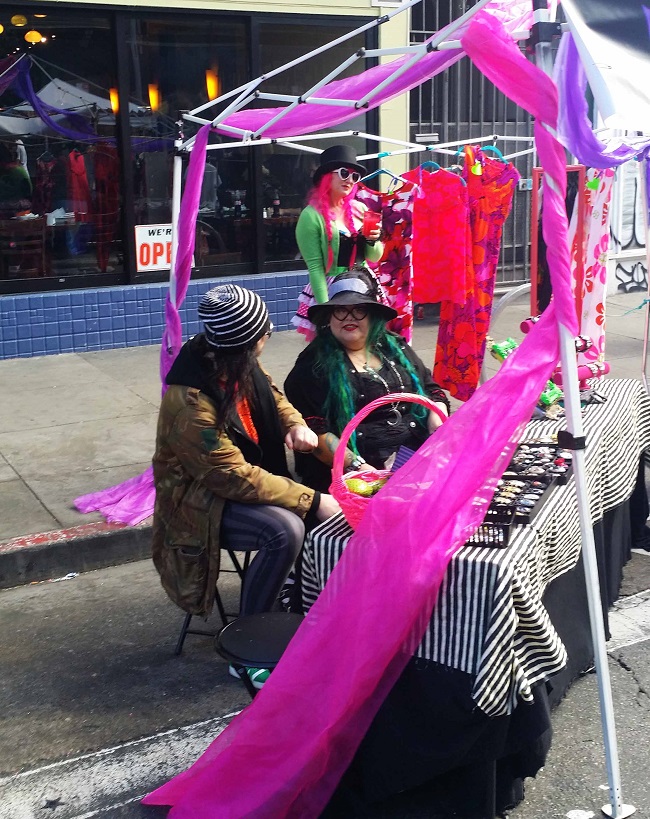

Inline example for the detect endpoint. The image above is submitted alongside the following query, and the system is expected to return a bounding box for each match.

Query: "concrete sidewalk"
[1,289,648,588]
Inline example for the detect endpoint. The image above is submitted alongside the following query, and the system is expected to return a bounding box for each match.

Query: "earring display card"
[503,440,573,486]
[467,439,573,548]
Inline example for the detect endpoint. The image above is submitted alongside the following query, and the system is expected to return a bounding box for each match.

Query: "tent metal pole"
[531,2,634,817]
[184,0,423,122]
[169,115,185,311]
[0,52,26,80]
[640,160,650,394]
[356,0,492,108]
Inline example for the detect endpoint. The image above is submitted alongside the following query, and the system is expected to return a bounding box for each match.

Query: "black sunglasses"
[334,167,361,184]
[332,305,369,322]
[264,322,274,338]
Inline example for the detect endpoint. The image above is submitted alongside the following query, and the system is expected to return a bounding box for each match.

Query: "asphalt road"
[1,555,650,819]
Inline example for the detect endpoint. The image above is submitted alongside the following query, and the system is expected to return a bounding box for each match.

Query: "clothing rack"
[198,128,534,164]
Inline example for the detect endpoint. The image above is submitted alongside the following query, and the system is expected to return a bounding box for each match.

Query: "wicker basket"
[330,392,447,530]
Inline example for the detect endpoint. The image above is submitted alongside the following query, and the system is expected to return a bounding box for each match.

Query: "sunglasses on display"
[334,167,361,184]
[332,305,369,322]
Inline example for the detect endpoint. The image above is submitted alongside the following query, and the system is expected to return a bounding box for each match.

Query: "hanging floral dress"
[569,168,615,367]
[434,146,520,401]
[356,180,418,343]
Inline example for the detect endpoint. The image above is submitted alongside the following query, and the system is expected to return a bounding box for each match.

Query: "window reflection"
[0,14,122,283]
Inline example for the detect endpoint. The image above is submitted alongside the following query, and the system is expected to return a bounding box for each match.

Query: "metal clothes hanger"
[482,145,506,162]
[361,167,409,186]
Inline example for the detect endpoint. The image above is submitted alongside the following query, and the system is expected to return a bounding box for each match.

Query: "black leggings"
[220,502,304,616]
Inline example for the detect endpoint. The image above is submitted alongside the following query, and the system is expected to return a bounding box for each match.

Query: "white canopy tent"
[162,2,650,816]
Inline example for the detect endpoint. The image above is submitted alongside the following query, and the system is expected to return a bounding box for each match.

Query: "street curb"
[0,521,152,590]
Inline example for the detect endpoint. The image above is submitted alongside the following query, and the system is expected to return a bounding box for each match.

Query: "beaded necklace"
[362,356,406,426]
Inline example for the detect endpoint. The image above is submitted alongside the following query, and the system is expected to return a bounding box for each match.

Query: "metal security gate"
[409,0,535,287]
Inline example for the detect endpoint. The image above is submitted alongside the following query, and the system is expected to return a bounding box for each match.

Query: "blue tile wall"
[0,272,309,360]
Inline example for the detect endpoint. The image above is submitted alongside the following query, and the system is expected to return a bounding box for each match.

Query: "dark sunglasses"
[334,167,361,184]
[264,322,274,338]
[332,305,369,322]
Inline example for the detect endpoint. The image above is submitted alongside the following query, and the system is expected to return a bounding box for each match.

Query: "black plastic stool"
[215,612,304,698]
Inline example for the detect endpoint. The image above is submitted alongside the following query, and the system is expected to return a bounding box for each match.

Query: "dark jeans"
[220,502,304,616]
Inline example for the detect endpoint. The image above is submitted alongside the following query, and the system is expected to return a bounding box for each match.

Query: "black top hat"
[308,268,397,326]
[312,144,367,186]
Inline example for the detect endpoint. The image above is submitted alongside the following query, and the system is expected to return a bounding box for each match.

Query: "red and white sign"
[135,224,173,272]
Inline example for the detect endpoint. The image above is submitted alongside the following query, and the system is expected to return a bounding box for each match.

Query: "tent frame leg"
[532,3,636,817]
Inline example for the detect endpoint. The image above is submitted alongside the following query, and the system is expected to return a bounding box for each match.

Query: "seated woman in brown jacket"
[152,284,340,686]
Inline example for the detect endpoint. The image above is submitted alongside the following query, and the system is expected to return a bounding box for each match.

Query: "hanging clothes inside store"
[31,148,57,217]
[94,144,120,274]
[433,145,519,401]
[355,175,418,343]
[64,145,93,257]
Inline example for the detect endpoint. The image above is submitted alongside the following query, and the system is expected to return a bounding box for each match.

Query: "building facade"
[0,0,409,357]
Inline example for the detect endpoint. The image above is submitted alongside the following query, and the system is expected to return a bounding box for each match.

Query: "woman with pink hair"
[292,144,384,340]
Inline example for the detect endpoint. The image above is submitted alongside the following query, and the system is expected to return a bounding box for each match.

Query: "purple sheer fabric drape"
[142,12,577,819]
[0,56,22,97]
[160,124,209,385]
[554,33,650,168]
[3,59,170,150]
[74,126,210,525]
[12,60,99,141]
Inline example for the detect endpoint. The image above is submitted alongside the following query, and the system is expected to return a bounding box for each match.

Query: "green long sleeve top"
[295,204,384,303]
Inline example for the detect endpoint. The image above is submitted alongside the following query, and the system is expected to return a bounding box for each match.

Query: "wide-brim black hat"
[312,144,367,185]
[308,274,397,326]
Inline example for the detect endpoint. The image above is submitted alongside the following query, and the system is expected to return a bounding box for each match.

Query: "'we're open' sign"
[134,224,173,272]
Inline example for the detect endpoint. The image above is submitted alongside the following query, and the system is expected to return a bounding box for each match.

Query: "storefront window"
[126,16,251,274]
[256,21,369,269]
[0,11,121,286]
[0,8,373,291]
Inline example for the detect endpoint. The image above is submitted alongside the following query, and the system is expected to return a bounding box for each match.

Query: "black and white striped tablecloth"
[302,379,650,718]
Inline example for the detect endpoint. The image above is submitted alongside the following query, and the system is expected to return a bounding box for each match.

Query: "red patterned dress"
[404,166,472,306]
[433,147,519,401]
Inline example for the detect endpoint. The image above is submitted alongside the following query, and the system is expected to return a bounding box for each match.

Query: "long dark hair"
[190,334,259,430]
[311,313,428,454]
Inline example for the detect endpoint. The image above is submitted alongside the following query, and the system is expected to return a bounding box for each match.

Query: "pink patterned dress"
[356,180,418,343]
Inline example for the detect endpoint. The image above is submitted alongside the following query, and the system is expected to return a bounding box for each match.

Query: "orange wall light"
[205,69,220,101]
[24,30,43,44]
[109,87,119,115]
[148,83,160,112]
[11,14,27,26]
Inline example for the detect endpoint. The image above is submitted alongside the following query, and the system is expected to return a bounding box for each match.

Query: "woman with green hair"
[284,268,449,492]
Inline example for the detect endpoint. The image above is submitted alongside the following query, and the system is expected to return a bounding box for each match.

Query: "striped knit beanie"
[198,284,269,350]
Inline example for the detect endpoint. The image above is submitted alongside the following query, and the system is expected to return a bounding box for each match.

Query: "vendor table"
[303,379,650,813]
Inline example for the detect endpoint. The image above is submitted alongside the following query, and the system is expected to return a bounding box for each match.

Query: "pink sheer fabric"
[212,2,533,140]
[74,126,210,525]
[142,12,578,819]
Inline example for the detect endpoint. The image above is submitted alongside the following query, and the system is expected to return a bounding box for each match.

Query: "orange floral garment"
[433,146,519,401]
